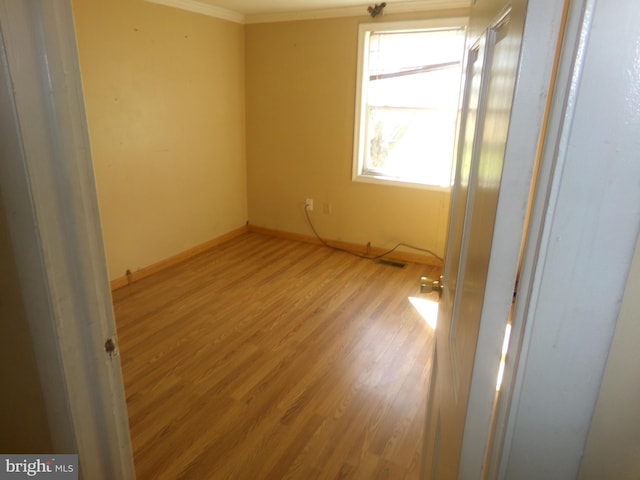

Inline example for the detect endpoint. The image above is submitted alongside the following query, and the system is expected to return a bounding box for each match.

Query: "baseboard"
[109,225,249,291]
[247,225,443,267]
[110,224,442,291]
[110,276,130,291]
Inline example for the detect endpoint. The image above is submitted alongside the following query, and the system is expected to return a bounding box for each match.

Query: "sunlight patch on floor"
[408,296,439,330]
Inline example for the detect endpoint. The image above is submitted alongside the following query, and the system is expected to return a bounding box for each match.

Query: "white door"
[422,8,525,479]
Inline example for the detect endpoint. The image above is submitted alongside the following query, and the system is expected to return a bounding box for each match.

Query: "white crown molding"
[146,0,469,25]
[246,1,470,24]
[145,0,245,24]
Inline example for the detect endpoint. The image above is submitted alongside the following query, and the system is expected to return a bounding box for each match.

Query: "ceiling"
[146,0,470,24]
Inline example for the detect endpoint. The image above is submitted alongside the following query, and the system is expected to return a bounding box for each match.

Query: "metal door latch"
[420,275,444,297]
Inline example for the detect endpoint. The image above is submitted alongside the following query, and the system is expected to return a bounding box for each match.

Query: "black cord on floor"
[303,206,444,262]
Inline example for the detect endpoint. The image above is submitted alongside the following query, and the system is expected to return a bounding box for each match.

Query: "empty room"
[3,0,640,479]
[72,0,453,477]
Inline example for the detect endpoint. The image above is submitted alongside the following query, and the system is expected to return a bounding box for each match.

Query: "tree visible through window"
[353,20,466,188]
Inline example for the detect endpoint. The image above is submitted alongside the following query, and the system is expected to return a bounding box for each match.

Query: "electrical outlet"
[305,198,314,211]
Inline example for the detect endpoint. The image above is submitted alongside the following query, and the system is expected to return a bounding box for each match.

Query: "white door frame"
[441,0,640,477]
[0,1,135,478]
[488,0,640,477]
[455,0,569,476]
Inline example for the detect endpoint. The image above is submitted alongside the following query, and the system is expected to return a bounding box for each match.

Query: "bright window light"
[353,20,466,189]
[496,323,512,391]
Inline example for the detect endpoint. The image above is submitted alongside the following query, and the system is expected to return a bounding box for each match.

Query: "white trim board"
[145,0,470,24]
[496,0,640,477]
[0,1,135,477]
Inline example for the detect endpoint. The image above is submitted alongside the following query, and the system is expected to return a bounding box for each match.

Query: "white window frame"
[352,18,468,190]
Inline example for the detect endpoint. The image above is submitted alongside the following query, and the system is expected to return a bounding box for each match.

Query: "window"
[352,20,466,189]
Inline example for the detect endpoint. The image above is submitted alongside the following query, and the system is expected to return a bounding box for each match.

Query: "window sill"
[352,173,452,192]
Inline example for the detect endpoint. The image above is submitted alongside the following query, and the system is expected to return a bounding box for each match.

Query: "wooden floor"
[113,233,439,480]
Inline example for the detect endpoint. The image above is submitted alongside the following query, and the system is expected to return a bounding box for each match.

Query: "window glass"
[353,22,466,188]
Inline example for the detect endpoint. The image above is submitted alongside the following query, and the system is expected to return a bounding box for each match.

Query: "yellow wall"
[73,0,247,280]
[74,4,467,279]
[245,10,467,258]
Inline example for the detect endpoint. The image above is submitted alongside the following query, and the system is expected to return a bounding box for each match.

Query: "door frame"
[0,1,135,478]
[449,0,570,477]
[490,0,640,477]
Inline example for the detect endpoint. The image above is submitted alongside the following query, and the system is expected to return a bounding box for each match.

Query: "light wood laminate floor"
[113,233,438,479]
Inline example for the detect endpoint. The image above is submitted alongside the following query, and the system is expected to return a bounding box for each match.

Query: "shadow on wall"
[0,196,52,453]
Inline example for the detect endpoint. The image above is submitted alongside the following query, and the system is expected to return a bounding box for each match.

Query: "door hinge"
[105,337,116,358]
